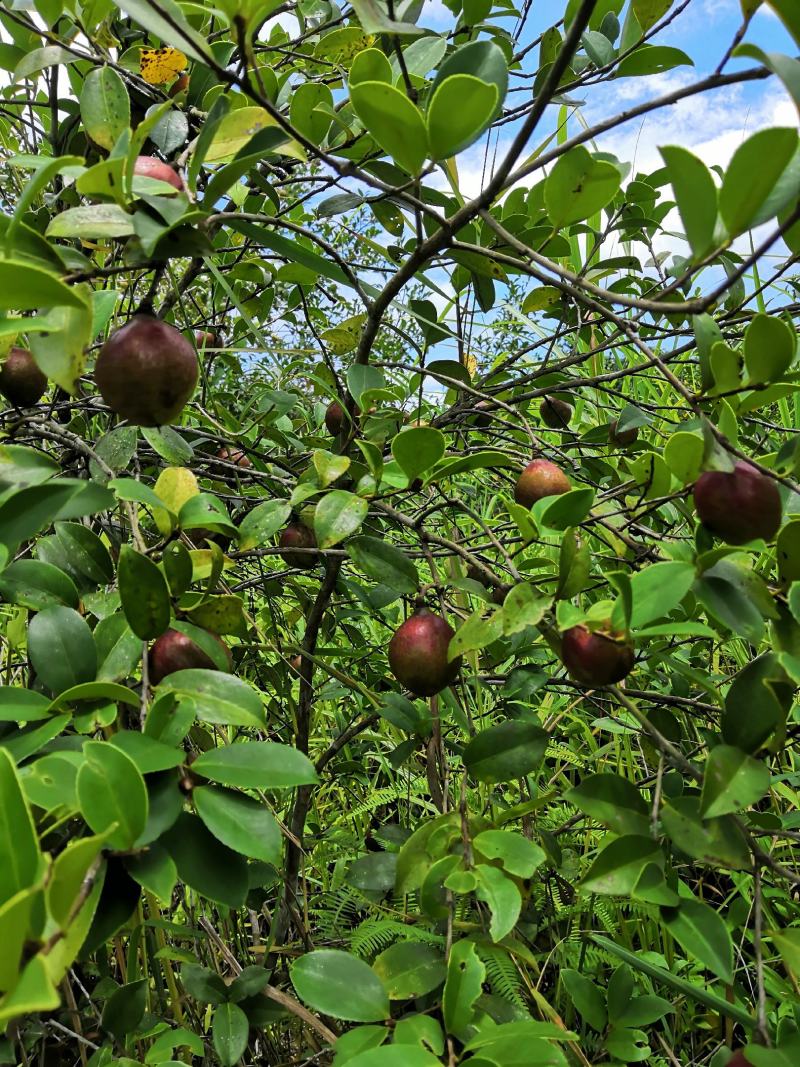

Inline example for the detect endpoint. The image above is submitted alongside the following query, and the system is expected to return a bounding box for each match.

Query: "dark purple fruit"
[727,1053,753,1067]
[388,608,461,697]
[279,522,318,569]
[540,396,572,429]
[609,419,638,447]
[133,155,184,191]
[561,625,634,686]
[472,400,493,428]
[514,458,571,508]
[0,347,47,407]
[694,461,782,545]
[325,399,359,435]
[149,628,231,685]
[94,315,198,426]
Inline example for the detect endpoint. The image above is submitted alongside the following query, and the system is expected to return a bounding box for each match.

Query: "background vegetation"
[0,0,799,1065]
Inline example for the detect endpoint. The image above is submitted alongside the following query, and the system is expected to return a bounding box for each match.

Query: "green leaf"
[700,745,770,817]
[501,583,550,635]
[108,731,184,774]
[722,653,790,752]
[0,260,88,313]
[213,1002,249,1067]
[372,942,446,999]
[744,312,796,384]
[0,956,59,1026]
[449,608,504,659]
[660,145,717,258]
[633,0,673,31]
[13,45,77,82]
[27,605,97,695]
[473,829,546,877]
[431,39,508,112]
[427,75,498,160]
[349,0,425,34]
[124,843,177,902]
[0,749,41,906]
[76,740,148,850]
[567,773,650,836]
[344,1048,441,1067]
[191,741,318,789]
[767,0,800,46]
[537,487,594,530]
[291,950,390,1022]
[349,81,427,175]
[463,721,549,783]
[474,864,521,941]
[661,797,749,869]
[663,431,704,484]
[0,560,80,611]
[194,785,282,864]
[347,536,419,593]
[443,939,484,1035]
[662,899,734,984]
[581,835,664,895]
[314,490,369,549]
[117,545,171,641]
[102,979,147,1041]
[80,66,130,152]
[545,146,622,226]
[719,127,798,237]
[615,44,692,76]
[154,670,265,729]
[46,205,137,239]
[629,561,695,628]
[561,969,607,1031]
[161,812,249,908]
[392,427,446,484]
[0,687,52,723]
[592,934,754,1028]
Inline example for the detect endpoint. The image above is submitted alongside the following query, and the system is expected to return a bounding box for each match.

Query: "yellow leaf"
[153,467,199,536]
[139,46,187,85]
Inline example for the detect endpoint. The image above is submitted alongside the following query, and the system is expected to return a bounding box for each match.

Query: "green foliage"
[0,0,798,1064]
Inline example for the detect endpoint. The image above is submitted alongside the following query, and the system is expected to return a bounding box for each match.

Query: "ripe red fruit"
[726,1052,752,1067]
[609,419,638,447]
[514,458,571,508]
[325,399,359,435]
[561,625,634,686]
[0,347,47,407]
[94,315,198,426]
[195,330,219,349]
[279,522,318,568]
[133,155,184,191]
[289,654,302,672]
[694,461,782,545]
[168,74,189,97]
[149,628,231,685]
[540,396,572,429]
[388,608,461,697]
[217,446,252,469]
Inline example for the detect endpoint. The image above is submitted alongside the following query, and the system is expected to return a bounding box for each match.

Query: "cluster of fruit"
[0,315,783,705]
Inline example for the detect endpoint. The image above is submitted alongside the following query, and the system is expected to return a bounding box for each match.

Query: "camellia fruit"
[133,155,184,191]
[0,347,47,407]
[540,396,572,429]
[609,418,638,447]
[388,607,461,697]
[514,458,571,508]
[217,446,252,469]
[561,625,634,686]
[726,1052,753,1067]
[472,400,493,428]
[694,461,782,545]
[196,330,219,350]
[279,522,318,569]
[325,398,359,435]
[149,627,231,685]
[94,315,199,426]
